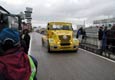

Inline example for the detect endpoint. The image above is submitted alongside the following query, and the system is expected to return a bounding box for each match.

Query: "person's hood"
[0,28,20,46]
[0,47,31,80]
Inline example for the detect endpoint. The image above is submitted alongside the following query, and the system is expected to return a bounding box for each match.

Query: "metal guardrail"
[75,30,115,61]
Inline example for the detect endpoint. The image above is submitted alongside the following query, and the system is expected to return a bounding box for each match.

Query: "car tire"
[47,42,51,53]
[73,49,78,53]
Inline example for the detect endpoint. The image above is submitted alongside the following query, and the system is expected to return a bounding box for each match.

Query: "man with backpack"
[0,28,37,80]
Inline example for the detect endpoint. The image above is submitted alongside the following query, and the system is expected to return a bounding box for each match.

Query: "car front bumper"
[49,45,79,51]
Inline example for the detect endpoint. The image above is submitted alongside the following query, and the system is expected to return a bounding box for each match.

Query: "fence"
[77,29,115,60]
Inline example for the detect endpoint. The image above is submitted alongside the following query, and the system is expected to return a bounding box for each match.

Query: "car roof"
[48,22,72,25]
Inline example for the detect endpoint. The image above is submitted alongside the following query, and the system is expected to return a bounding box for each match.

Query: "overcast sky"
[0,0,115,27]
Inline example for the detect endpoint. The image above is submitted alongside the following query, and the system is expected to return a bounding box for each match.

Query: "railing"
[76,29,115,60]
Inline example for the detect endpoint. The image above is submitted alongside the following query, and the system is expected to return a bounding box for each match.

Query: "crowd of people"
[0,15,37,80]
[76,25,115,57]
[98,25,115,56]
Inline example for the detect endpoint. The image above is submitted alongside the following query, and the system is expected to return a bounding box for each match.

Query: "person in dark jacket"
[98,27,103,41]
[81,29,86,43]
[22,29,30,54]
[98,27,103,55]
[106,29,113,57]
[82,29,86,39]
[102,27,108,56]
[76,27,84,43]
[76,27,83,38]
[0,28,37,80]
[111,25,115,54]
[20,31,28,54]
[107,25,115,55]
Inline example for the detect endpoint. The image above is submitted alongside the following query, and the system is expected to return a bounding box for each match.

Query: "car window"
[52,24,72,30]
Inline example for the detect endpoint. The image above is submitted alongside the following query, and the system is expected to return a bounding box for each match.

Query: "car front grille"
[59,35,71,46]
[59,35,70,42]
[60,43,70,46]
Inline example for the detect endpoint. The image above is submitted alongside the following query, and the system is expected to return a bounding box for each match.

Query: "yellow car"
[42,22,79,52]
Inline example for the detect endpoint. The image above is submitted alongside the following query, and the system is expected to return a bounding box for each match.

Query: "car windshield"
[52,24,73,30]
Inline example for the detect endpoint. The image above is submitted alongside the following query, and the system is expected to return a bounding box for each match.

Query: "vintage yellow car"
[42,22,79,52]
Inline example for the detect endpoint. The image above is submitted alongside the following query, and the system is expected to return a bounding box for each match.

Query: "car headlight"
[57,41,60,44]
[73,39,79,44]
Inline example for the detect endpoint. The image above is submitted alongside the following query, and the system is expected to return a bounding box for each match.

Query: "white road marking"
[79,48,115,64]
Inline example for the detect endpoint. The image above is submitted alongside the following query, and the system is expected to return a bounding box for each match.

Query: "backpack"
[0,50,37,80]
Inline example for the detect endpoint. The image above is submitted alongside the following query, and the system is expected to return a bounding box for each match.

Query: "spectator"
[0,28,37,80]
[106,28,112,57]
[98,27,103,54]
[107,24,115,55]
[82,29,86,39]
[20,31,28,54]
[22,29,30,53]
[76,27,83,42]
[102,27,107,55]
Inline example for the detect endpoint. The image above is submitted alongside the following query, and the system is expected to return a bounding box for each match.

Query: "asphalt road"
[30,32,115,80]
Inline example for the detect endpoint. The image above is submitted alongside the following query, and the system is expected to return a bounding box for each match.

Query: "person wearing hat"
[0,28,37,80]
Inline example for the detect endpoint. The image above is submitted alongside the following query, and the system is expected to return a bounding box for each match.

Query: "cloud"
[3,0,27,5]
[0,0,115,26]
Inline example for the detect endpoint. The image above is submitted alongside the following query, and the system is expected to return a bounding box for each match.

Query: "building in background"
[93,18,115,28]
[77,24,85,29]
[0,6,21,30]
[20,7,33,31]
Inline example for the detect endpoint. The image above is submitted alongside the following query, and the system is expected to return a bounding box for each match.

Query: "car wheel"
[47,42,51,53]
[73,49,78,53]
